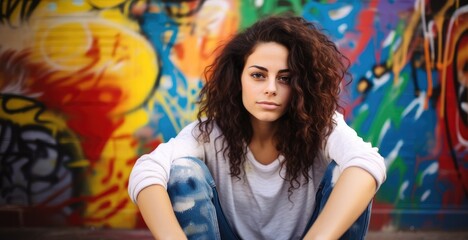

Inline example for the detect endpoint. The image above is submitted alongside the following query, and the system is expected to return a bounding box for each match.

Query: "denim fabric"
[168,157,238,240]
[168,157,370,240]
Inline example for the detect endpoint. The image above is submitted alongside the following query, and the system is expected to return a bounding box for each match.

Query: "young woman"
[128,16,386,240]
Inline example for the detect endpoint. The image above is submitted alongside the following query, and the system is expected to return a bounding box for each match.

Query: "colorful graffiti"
[0,0,467,231]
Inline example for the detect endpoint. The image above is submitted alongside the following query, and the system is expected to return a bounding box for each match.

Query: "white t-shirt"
[128,112,386,240]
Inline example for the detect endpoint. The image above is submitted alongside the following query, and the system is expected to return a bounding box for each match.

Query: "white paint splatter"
[338,23,348,34]
[421,190,431,202]
[399,180,409,200]
[372,72,391,92]
[358,104,368,113]
[382,31,395,48]
[402,91,426,120]
[377,119,391,147]
[255,0,264,8]
[385,140,404,168]
[329,5,353,20]
[421,162,438,183]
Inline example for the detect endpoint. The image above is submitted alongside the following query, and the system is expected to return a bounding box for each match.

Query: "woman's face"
[241,42,292,125]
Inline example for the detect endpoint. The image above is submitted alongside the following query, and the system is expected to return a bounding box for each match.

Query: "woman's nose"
[264,78,277,96]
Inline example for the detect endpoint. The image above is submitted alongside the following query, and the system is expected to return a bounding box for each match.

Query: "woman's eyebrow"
[248,65,290,73]
[248,65,268,71]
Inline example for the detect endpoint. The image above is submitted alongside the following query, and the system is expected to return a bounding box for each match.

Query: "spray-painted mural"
[0,0,466,231]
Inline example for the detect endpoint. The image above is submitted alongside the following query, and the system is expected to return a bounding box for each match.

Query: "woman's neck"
[248,119,279,165]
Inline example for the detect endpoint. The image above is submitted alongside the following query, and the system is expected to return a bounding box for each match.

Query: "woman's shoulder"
[331,111,352,131]
[178,119,223,141]
[332,111,345,122]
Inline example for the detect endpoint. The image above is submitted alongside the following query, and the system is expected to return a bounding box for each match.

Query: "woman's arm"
[137,185,187,240]
[303,167,376,240]
[302,112,385,239]
[128,121,206,239]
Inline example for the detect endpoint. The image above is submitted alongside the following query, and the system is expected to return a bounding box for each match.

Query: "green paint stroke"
[239,0,259,30]
[239,0,304,30]
[352,72,409,147]
[376,156,408,203]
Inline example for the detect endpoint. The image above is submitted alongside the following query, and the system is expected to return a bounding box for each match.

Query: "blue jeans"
[167,157,371,240]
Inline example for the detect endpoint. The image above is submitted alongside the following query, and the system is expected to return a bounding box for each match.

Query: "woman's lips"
[256,101,280,110]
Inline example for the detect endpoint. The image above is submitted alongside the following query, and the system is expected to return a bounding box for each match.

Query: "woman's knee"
[168,157,215,208]
[167,157,221,238]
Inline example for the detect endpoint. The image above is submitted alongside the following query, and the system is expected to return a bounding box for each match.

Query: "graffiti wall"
[0,0,466,230]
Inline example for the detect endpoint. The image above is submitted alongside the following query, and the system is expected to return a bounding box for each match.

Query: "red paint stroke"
[144,139,161,152]
[85,198,129,223]
[173,43,184,59]
[51,185,120,210]
[341,0,379,64]
[126,156,139,166]
[98,200,112,210]
[101,156,115,185]
[24,36,126,163]
[436,34,468,205]
[369,202,394,230]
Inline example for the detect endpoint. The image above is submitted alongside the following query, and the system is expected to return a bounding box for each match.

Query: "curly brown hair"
[196,15,350,193]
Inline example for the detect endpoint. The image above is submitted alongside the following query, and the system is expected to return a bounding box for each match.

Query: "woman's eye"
[251,73,265,79]
[278,76,291,84]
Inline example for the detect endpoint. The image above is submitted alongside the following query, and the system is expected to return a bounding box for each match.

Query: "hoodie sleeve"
[128,121,205,203]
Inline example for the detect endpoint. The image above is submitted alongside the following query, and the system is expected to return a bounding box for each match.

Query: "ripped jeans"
[167,157,371,240]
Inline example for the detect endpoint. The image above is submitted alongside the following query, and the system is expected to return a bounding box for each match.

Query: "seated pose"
[128,15,386,240]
